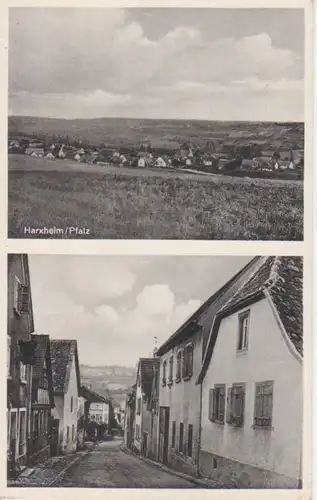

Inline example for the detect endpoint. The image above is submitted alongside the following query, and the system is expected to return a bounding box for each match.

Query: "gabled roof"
[197,257,303,384]
[50,339,81,394]
[80,385,111,404]
[156,257,260,356]
[137,358,160,401]
[31,334,55,407]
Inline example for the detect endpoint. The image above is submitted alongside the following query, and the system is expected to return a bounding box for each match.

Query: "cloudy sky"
[29,255,252,367]
[9,8,304,121]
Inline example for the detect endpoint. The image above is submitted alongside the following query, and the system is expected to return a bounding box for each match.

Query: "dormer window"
[237,310,250,351]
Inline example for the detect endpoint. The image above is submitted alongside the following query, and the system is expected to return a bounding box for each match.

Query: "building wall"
[62,353,79,454]
[200,297,302,488]
[52,354,79,455]
[7,255,33,466]
[134,381,143,452]
[89,402,109,425]
[159,331,202,476]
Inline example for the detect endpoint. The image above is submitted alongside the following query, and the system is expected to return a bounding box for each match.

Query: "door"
[158,406,170,464]
[142,432,148,456]
[49,418,59,456]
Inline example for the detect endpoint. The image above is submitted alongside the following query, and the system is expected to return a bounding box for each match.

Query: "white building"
[198,257,303,488]
[50,340,81,455]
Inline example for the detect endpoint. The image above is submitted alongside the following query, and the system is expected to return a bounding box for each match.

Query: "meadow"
[8,168,303,240]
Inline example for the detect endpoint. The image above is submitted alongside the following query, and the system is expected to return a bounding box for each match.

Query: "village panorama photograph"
[8,8,304,240]
[7,254,303,488]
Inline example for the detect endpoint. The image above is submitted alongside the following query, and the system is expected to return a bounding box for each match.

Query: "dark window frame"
[237,310,250,352]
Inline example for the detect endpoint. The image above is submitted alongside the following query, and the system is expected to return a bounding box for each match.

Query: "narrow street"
[53,439,199,488]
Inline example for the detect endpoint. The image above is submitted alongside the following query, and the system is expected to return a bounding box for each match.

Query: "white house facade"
[198,257,303,489]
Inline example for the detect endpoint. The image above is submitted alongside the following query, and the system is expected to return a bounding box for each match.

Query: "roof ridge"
[264,256,286,290]
[219,256,268,312]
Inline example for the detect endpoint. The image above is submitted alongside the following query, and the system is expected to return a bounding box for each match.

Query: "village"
[8,126,304,179]
[7,254,303,489]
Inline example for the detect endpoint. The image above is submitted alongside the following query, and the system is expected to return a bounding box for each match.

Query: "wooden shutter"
[219,386,226,422]
[187,345,193,377]
[182,348,187,378]
[208,389,214,421]
[20,285,30,314]
[13,277,21,313]
[226,387,233,424]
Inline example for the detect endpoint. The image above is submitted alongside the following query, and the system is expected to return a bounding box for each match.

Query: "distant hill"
[8,115,304,152]
[80,364,137,407]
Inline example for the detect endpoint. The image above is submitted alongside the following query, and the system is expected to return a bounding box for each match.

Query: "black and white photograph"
[7,254,303,489]
[8,7,305,240]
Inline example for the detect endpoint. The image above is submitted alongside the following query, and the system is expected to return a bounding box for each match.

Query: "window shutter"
[13,277,21,313]
[188,345,193,377]
[20,285,30,314]
[182,348,186,378]
[208,389,214,421]
[226,387,233,424]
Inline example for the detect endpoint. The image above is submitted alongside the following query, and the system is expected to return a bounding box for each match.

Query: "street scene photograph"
[7,253,303,488]
[8,7,304,240]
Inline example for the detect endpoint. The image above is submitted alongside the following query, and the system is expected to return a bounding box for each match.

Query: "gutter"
[196,380,203,477]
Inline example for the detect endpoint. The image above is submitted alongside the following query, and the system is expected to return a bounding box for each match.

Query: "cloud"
[9,8,304,120]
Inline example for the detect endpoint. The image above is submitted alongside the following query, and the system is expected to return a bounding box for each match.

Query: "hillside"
[8,115,304,152]
[80,364,137,407]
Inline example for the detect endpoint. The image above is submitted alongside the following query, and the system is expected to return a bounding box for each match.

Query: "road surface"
[53,439,200,488]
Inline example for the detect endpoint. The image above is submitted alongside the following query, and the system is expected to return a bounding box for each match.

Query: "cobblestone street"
[53,440,199,488]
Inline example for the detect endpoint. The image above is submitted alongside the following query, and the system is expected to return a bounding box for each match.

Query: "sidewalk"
[121,445,219,489]
[8,444,94,488]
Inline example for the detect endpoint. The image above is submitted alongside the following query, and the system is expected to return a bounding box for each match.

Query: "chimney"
[153,336,158,357]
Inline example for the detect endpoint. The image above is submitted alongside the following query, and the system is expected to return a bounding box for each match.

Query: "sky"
[9,8,304,121]
[29,255,252,367]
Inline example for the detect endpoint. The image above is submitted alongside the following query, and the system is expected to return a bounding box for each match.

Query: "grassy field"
[8,169,303,240]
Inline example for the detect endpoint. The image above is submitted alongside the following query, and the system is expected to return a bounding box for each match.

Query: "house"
[133,358,160,456]
[50,340,81,455]
[124,385,136,449]
[26,147,45,157]
[7,254,37,474]
[155,157,167,168]
[77,387,91,449]
[80,386,113,436]
[156,257,264,476]
[138,157,146,168]
[28,334,55,465]
[197,257,303,489]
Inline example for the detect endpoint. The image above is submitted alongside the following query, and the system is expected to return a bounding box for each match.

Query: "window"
[227,384,245,427]
[135,424,140,441]
[179,423,184,453]
[209,385,226,423]
[172,421,176,448]
[237,311,250,351]
[13,276,30,316]
[7,336,11,377]
[137,398,142,415]
[182,344,194,380]
[70,396,73,413]
[187,424,193,457]
[18,410,26,456]
[20,362,27,383]
[162,360,167,386]
[176,351,182,382]
[168,356,173,384]
[66,426,70,443]
[254,381,273,428]
[72,424,75,441]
